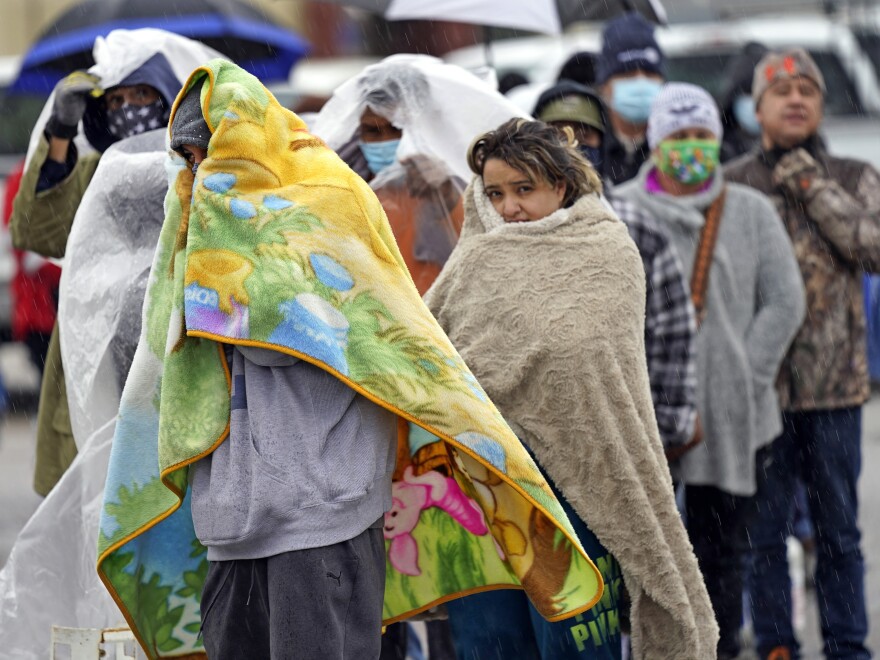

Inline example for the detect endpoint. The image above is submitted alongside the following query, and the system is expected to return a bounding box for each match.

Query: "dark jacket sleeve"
[9,134,101,258]
[805,162,880,273]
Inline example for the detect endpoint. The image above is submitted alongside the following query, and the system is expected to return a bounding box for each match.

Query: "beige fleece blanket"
[424,179,719,659]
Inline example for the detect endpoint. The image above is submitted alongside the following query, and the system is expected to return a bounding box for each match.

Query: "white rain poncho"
[312,55,528,294]
[313,53,529,185]
[0,29,222,659]
[24,28,225,171]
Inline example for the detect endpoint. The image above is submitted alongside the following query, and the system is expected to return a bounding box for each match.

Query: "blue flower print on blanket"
[269,293,351,375]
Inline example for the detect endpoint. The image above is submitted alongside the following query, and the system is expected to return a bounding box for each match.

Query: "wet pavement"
[2,396,879,658]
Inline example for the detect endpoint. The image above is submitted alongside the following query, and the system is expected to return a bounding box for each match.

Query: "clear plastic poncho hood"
[24,28,226,170]
[0,129,168,659]
[0,34,221,658]
[311,53,530,185]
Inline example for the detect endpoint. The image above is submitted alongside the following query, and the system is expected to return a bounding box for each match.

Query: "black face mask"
[106,99,168,140]
[580,144,603,173]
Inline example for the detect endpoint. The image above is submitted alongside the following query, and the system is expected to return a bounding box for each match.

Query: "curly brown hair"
[467,118,602,207]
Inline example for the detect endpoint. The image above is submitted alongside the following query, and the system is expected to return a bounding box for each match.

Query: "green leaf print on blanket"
[101,551,187,655]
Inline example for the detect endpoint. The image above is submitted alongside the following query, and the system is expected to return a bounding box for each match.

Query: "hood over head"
[24,28,226,165]
[718,42,770,116]
[83,52,182,153]
[312,54,529,185]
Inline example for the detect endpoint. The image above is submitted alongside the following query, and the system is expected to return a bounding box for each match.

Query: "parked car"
[445,14,880,167]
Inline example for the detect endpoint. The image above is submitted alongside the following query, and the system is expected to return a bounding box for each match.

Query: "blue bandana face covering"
[733,95,761,136]
[359,139,401,175]
[107,99,169,139]
[610,77,662,124]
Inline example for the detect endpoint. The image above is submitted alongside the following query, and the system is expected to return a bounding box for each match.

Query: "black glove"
[46,71,102,139]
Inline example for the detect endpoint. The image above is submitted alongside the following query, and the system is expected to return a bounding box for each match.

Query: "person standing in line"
[432,118,717,660]
[596,12,666,186]
[534,82,701,460]
[614,83,805,660]
[726,49,880,660]
[8,30,219,496]
[718,41,770,163]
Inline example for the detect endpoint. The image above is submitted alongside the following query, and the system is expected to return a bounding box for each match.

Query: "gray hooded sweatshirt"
[190,346,397,560]
[615,162,805,496]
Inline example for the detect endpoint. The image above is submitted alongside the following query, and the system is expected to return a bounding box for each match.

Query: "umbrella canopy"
[316,0,666,33]
[11,0,308,93]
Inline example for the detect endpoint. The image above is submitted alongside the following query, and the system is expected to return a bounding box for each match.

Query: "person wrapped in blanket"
[535,81,700,460]
[171,76,397,660]
[8,29,222,496]
[426,118,718,659]
[312,54,528,296]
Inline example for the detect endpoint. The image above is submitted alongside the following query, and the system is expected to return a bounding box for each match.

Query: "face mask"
[191,162,200,176]
[107,99,168,139]
[610,78,663,124]
[579,145,603,173]
[656,139,720,185]
[359,139,400,175]
[733,95,761,136]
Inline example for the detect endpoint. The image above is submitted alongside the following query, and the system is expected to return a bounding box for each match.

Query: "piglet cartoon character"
[384,466,489,576]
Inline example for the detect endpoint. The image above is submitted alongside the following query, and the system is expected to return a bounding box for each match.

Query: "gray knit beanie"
[170,80,211,153]
[647,83,722,149]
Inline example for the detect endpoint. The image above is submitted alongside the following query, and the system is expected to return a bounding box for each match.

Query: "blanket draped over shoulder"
[96,59,603,659]
[424,180,720,660]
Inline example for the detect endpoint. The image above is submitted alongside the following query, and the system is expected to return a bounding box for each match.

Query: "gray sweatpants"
[199,525,386,659]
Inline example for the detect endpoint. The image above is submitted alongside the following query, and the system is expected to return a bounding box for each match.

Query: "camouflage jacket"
[726,138,880,412]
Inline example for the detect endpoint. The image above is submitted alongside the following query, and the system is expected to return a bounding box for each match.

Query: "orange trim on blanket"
[96,331,604,655]
[182,332,603,612]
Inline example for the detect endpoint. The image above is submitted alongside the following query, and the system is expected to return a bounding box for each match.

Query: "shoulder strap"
[690,186,727,326]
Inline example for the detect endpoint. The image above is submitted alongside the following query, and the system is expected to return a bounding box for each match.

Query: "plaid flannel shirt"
[609,195,698,447]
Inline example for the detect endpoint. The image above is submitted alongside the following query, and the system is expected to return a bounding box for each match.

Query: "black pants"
[685,484,752,659]
[200,526,386,659]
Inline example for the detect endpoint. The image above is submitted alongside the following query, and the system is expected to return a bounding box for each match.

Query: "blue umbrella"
[11,0,308,94]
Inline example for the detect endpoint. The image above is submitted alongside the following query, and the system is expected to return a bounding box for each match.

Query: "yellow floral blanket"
[96,59,602,658]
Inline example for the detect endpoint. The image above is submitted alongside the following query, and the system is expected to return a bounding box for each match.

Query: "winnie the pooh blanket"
[96,60,602,658]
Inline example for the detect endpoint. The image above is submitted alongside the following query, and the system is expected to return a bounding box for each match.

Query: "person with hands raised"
[9,29,218,497]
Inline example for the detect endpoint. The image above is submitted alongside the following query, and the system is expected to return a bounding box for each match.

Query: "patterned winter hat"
[752,49,826,105]
[647,83,722,149]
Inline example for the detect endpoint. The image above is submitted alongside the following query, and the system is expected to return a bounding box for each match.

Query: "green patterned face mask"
[656,139,720,185]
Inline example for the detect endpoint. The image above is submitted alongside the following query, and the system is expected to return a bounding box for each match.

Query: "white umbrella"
[311,0,667,33]
[385,0,562,35]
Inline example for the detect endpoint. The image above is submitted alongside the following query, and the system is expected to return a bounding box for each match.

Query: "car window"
[666,52,735,100]
[854,31,880,78]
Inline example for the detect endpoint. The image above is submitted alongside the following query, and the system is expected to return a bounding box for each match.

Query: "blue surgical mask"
[610,77,663,124]
[359,139,400,175]
[733,95,761,136]
[191,162,200,176]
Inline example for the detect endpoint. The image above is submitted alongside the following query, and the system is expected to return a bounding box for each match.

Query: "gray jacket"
[190,346,397,560]
[615,163,805,496]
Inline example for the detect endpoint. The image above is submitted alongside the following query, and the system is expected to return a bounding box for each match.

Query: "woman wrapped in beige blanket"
[428,119,718,660]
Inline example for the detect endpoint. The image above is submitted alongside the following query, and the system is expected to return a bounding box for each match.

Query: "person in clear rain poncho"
[312,54,528,296]
[8,28,224,497]
[0,32,222,660]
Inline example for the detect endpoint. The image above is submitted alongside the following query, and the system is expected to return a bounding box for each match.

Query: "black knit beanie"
[170,80,211,153]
